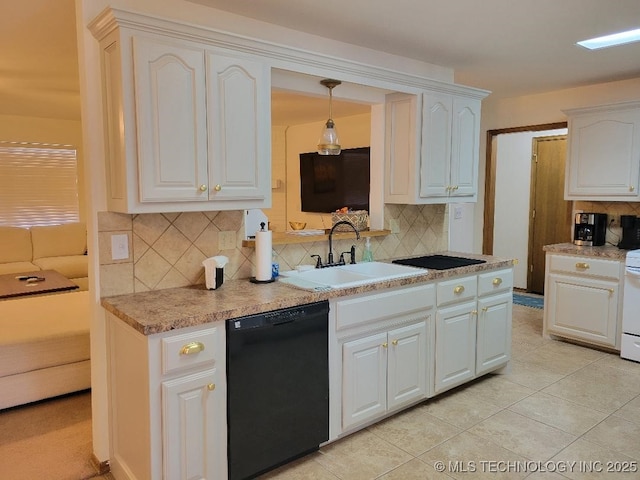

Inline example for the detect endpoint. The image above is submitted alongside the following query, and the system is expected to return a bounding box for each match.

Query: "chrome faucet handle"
[310,254,323,269]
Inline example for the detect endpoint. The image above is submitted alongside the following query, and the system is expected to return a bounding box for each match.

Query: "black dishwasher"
[226,300,329,480]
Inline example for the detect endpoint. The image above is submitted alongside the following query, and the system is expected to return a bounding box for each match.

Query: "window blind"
[0,141,80,227]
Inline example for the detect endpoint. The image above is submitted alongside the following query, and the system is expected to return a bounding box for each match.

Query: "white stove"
[621,249,640,362]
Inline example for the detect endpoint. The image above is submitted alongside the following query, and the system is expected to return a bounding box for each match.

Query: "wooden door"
[527,135,572,293]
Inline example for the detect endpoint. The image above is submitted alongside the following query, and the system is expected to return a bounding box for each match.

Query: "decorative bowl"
[289,221,307,230]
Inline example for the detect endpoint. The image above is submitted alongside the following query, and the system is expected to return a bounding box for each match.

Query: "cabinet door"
[162,368,225,480]
[450,96,480,198]
[133,36,209,202]
[342,332,387,430]
[384,93,421,204]
[566,108,640,199]
[387,322,427,411]
[476,293,512,375]
[420,92,452,198]
[435,301,477,394]
[207,53,271,203]
[545,273,619,347]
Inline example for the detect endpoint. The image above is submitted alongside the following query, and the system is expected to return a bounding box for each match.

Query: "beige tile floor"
[262,304,640,479]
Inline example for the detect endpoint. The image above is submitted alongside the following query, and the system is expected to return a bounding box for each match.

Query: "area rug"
[513,293,544,309]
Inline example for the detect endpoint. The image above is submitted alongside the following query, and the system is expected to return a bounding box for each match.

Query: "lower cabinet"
[434,269,513,394]
[544,253,623,349]
[107,313,227,480]
[342,322,427,430]
[434,300,477,393]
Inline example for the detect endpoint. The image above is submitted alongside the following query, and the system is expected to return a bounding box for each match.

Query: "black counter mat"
[392,255,486,270]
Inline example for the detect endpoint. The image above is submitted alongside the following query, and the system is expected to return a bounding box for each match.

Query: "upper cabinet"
[385,88,485,205]
[92,22,271,213]
[564,101,640,201]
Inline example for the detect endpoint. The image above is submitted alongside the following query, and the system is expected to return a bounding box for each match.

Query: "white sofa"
[0,223,88,290]
[0,291,90,410]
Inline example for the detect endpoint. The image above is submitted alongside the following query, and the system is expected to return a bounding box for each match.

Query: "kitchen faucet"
[312,220,360,268]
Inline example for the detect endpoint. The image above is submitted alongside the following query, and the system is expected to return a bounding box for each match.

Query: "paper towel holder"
[250,222,276,284]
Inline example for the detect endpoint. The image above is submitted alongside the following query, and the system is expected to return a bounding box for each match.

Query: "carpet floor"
[0,389,104,480]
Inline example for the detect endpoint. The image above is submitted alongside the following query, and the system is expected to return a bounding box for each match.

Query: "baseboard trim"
[91,454,110,475]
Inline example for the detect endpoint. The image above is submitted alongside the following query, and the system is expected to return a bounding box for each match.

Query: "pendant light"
[317,79,342,155]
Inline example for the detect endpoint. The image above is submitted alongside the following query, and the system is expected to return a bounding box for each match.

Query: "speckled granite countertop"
[102,251,514,336]
[543,243,629,260]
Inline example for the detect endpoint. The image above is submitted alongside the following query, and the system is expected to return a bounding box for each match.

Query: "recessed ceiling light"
[577,28,640,50]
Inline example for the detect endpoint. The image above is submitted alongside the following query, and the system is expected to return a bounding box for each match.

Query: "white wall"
[493,129,566,288]
[474,77,640,255]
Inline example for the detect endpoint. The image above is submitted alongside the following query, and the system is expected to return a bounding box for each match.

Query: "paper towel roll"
[254,228,272,281]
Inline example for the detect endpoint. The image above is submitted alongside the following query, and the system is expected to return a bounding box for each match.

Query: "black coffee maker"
[618,215,640,249]
[573,213,607,246]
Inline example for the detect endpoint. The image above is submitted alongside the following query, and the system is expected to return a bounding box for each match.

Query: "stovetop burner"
[392,254,486,270]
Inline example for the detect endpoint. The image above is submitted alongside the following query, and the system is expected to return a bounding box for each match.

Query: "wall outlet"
[111,233,129,260]
[219,231,236,250]
[388,218,400,234]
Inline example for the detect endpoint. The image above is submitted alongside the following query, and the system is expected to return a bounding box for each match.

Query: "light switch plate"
[111,234,129,260]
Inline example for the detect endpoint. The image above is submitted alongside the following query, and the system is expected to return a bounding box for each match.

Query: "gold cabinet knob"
[199,184,207,192]
[471,309,478,316]
[452,185,459,191]
[382,342,388,348]
[214,184,222,192]
[454,285,465,294]
[180,341,205,355]
[445,186,452,192]
[392,339,398,346]
[482,307,488,312]
[608,288,614,294]
[492,278,503,286]
[575,262,590,270]
[630,185,635,192]
[207,383,215,391]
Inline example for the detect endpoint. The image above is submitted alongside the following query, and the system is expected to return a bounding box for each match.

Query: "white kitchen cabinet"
[434,268,513,393]
[434,300,477,393]
[420,93,480,200]
[476,269,513,375]
[544,253,623,349]
[107,315,227,480]
[332,284,434,434]
[384,88,485,205]
[91,24,271,213]
[342,322,427,430]
[564,101,640,201]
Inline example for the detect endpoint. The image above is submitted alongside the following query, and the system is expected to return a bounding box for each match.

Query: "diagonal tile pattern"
[97,205,448,296]
[260,304,640,479]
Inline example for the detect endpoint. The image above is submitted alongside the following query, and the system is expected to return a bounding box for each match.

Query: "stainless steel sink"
[278,262,426,290]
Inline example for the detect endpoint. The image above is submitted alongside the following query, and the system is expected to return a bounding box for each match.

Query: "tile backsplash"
[98,204,448,297]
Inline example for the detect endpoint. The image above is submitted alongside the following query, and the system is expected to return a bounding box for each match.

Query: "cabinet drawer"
[548,254,621,280]
[161,327,219,375]
[478,269,513,296]
[437,275,477,306]
[335,284,435,331]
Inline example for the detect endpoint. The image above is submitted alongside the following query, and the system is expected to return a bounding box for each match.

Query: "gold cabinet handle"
[214,184,222,192]
[445,185,452,192]
[382,342,388,348]
[492,278,502,286]
[199,184,207,192]
[471,309,478,316]
[454,285,465,294]
[482,307,488,312]
[630,185,635,192]
[608,288,614,294]
[392,339,398,346]
[180,341,205,356]
[207,383,216,391]
[452,185,459,191]
[575,262,590,270]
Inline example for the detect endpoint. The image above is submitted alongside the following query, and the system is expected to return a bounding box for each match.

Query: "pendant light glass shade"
[318,79,341,155]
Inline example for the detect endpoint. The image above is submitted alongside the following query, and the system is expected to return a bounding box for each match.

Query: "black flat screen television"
[300,147,370,213]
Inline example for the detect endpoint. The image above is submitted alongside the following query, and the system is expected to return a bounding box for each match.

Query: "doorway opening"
[483,122,569,293]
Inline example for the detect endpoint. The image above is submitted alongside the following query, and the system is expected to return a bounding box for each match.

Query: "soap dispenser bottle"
[362,237,374,262]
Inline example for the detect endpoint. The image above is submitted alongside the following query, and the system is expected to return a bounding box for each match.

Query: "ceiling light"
[317,79,341,155]
[577,28,640,50]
